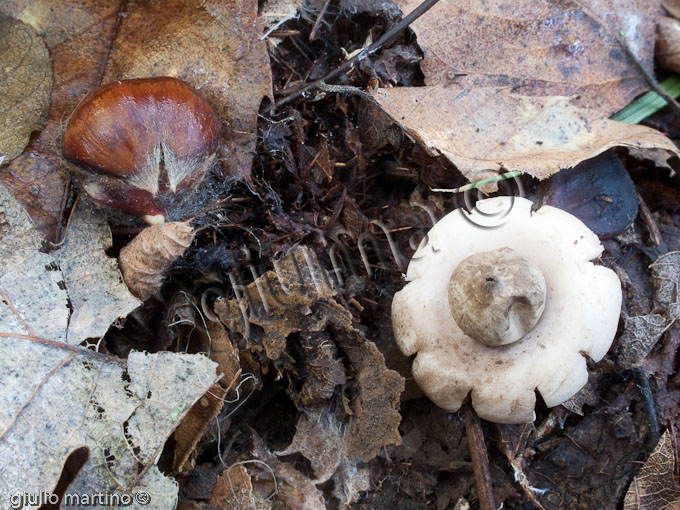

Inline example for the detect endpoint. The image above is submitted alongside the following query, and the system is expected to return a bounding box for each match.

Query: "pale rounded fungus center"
[392,196,622,423]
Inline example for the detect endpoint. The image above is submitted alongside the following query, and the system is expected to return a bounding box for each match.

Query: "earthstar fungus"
[392,196,622,423]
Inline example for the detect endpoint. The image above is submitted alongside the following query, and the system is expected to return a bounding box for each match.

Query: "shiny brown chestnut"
[62,77,219,224]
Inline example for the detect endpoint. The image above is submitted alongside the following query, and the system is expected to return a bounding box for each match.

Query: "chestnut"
[62,77,219,224]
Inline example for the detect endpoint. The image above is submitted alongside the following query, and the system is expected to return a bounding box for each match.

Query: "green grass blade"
[611,75,680,124]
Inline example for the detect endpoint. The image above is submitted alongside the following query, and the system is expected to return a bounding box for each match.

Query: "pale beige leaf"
[0,184,218,510]
[54,201,141,344]
[618,315,669,368]
[0,15,52,164]
[650,252,680,320]
[372,85,680,182]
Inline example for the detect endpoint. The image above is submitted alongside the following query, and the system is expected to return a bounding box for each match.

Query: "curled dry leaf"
[119,221,195,301]
[397,0,658,114]
[0,15,52,164]
[656,16,680,73]
[251,431,326,510]
[623,431,680,510]
[277,408,371,506]
[372,85,680,183]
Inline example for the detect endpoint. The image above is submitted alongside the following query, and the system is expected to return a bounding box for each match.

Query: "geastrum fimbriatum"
[392,196,622,423]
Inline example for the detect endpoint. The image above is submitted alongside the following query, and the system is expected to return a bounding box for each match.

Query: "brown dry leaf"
[251,431,326,510]
[0,15,52,164]
[664,0,680,18]
[277,408,346,484]
[398,0,657,114]
[173,383,229,473]
[0,1,121,243]
[102,0,273,181]
[623,431,680,510]
[657,17,680,74]
[650,252,680,320]
[0,184,219,509]
[210,464,269,510]
[119,221,195,301]
[372,85,680,182]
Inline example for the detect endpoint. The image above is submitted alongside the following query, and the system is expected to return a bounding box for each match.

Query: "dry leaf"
[657,17,680,75]
[398,0,658,114]
[618,315,669,368]
[173,383,229,473]
[277,408,370,506]
[623,431,680,510]
[251,431,326,510]
[372,85,680,182]
[0,15,52,164]
[650,252,680,320]
[0,1,120,243]
[209,464,267,509]
[119,221,195,301]
[102,0,273,181]
[0,184,219,509]
[277,408,346,484]
[55,201,141,343]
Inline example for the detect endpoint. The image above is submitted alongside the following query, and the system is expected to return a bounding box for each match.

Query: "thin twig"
[633,368,661,448]
[309,0,331,41]
[0,332,124,364]
[636,191,668,255]
[275,0,441,108]
[461,404,496,510]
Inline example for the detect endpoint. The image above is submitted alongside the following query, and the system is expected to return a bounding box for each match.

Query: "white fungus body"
[391,196,622,423]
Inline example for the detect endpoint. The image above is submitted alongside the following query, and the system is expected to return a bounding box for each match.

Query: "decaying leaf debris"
[214,246,404,464]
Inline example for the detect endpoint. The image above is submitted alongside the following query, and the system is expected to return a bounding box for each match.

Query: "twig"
[317,81,377,103]
[461,404,496,510]
[0,332,124,364]
[636,191,668,255]
[309,0,331,41]
[633,367,661,448]
[275,0,441,108]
